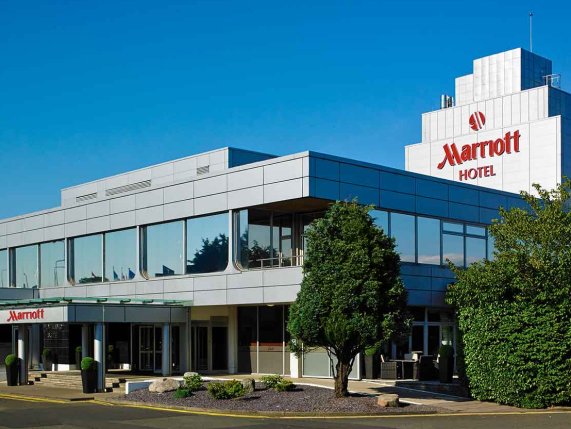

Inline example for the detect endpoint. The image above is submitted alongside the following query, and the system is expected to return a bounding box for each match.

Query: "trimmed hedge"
[447,181,571,408]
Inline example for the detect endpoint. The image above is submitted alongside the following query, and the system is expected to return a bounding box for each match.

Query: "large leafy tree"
[447,181,571,408]
[288,201,410,397]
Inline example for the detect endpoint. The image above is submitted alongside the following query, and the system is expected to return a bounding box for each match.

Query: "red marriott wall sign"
[437,112,521,181]
[6,309,45,322]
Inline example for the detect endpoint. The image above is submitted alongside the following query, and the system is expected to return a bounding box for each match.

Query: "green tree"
[288,201,410,397]
[447,181,571,408]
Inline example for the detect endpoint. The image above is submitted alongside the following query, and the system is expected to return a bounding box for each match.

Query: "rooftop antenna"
[529,12,533,52]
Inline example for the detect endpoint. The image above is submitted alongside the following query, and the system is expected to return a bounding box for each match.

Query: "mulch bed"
[124,382,440,415]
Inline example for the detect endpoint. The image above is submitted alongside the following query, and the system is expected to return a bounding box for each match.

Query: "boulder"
[377,393,399,408]
[148,378,181,393]
[183,372,199,378]
[241,378,256,394]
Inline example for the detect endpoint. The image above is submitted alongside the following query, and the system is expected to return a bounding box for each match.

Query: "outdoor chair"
[380,361,398,379]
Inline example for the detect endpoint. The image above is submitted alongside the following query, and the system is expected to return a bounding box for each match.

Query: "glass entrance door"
[191,324,228,372]
[139,326,162,373]
[191,326,208,371]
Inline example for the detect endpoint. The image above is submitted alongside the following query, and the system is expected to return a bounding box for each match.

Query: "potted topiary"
[438,345,455,383]
[5,354,18,386]
[42,348,52,371]
[80,357,98,393]
[75,346,82,369]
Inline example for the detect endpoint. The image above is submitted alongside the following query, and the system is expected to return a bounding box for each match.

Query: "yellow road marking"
[0,393,69,404]
[91,399,571,420]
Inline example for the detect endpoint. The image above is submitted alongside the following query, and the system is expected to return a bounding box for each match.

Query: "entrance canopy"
[0,297,191,325]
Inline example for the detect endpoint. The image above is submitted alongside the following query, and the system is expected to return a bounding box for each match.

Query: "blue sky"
[0,0,568,218]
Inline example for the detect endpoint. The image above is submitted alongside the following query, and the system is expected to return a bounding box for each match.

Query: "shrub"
[260,374,284,389]
[207,380,245,399]
[75,346,82,353]
[80,357,96,371]
[447,181,571,408]
[174,387,191,399]
[275,380,296,392]
[42,348,51,359]
[5,354,17,367]
[438,345,454,359]
[183,373,203,392]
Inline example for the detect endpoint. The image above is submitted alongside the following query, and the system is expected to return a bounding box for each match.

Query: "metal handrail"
[249,252,304,269]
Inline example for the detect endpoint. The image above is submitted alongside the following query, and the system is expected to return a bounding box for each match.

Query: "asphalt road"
[0,397,569,429]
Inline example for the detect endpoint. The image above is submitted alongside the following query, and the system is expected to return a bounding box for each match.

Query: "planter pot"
[81,369,98,394]
[5,364,18,386]
[363,354,380,379]
[439,356,455,384]
[42,357,52,371]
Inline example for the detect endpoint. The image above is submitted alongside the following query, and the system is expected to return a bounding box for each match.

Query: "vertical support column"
[81,324,90,359]
[30,325,41,369]
[227,306,237,374]
[162,324,171,376]
[17,325,29,385]
[94,323,105,392]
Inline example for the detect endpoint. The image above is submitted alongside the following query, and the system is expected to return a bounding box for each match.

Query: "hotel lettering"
[436,128,521,182]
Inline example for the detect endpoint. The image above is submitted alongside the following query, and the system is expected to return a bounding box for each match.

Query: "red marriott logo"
[437,130,521,170]
[7,309,45,322]
[469,111,486,131]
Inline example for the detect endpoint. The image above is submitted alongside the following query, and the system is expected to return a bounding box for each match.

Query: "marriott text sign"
[7,309,45,322]
[436,112,521,181]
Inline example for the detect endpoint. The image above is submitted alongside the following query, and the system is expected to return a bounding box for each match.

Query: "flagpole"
[529,12,533,52]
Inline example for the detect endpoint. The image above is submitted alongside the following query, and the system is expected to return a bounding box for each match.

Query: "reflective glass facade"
[417,217,440,265]
[235,209,300,269]
[14,245,39,288]
[105,229,136,281]
[71,235,102,284]
[0,249,7,288]
[40,241,65,287]
[143,221,184,278]
[390,213,416,263]
[186,213,228,274]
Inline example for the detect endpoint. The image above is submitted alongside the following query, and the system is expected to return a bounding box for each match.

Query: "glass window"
[442,234,464,266]
[417,217,440,264]
[0,250,7,288]
[272,214,293,266]
[235,210,249,269]
[466,237,486,265]
[40,241,65,287]
[370,210,389,234]
[390,213,415,262]
[71,235,102,284]
[105,229,136,281]
[443,222,463,233]
[143,221,183,278]
[0,249,10,287]
[466,225,486,236]
[186,213,229,274]
[487,234,496,261]
[247,210,272,269]
[14,245,38,288]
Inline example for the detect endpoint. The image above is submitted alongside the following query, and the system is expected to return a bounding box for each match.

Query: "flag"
[113,267,119,281]
[128,268,135,280]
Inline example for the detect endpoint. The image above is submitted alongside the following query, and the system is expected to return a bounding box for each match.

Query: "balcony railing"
[249,252,304,270]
